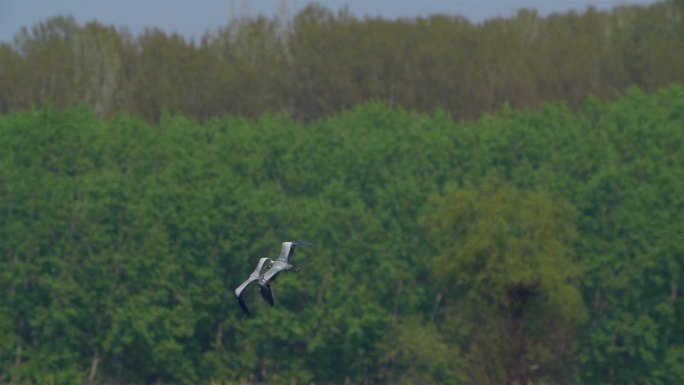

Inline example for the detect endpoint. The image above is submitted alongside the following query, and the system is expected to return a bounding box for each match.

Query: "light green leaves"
[422,181,586,384]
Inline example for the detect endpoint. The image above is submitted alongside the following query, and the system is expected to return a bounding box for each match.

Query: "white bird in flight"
[234,241,312,317]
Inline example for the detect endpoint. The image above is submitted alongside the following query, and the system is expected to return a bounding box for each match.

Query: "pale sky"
[0,0,661,44]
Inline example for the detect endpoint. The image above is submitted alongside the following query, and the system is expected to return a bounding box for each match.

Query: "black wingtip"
[259,284,275,307]
[236,296,251,318]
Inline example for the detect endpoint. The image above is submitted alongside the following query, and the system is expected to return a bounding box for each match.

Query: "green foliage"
[0,86,683,384]
[422,181,585,385]
[571,87,684,385]
[377,316,461,385]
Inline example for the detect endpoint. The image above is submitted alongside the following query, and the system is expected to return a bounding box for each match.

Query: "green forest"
[1,2,683,385]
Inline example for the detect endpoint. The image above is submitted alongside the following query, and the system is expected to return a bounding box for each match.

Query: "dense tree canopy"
[1,86,682,384]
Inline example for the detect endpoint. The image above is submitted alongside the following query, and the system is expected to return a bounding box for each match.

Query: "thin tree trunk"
[317,273,329,304]
[86,353,100,385]
[15,343,21,367]
[431,291,443,320]
[672,282,678,301]
[512,317,528,385]
[215,321,224,348]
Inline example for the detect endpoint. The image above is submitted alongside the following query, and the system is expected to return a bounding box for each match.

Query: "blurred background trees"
[0,2,682,122]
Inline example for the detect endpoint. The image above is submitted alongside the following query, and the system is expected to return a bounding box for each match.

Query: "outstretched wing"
[259,284,275,306]
[276,241,312,263]
[235,277,257,299]
[234,257,274,318]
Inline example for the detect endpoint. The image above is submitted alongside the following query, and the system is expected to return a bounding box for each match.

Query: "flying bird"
[234,241,312,317]
[234,257,274,318]
[262,241,312,286]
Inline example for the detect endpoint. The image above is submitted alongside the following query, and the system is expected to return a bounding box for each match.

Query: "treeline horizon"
[0,1,683,123]
[1,86,683,384]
